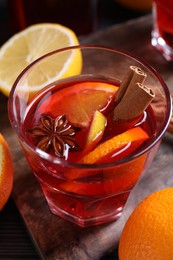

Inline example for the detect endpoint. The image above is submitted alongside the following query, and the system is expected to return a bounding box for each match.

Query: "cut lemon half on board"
[0,23,81,97]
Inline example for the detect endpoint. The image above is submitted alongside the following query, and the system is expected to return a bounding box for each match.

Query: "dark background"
[0,0,151,45]
[0,0,151,259]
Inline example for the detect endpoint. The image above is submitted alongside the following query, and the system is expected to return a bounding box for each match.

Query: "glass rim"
[8,45,172,169]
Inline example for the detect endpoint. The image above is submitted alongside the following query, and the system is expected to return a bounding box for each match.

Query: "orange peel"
[80,126,149,164]
[0,134,13,210]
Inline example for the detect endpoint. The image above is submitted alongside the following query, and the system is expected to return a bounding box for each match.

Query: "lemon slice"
[0,23,81,96]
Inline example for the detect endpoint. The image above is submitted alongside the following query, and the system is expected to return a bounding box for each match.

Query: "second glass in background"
[151,0,173,61]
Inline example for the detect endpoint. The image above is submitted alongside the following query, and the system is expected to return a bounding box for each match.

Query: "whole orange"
[119,188,173,260]
[0,133,13,210]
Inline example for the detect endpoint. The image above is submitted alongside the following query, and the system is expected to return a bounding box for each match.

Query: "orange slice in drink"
[80,126,149,164]
[61,154,147,196]
[65,126,149,180]
[38,81,118,128]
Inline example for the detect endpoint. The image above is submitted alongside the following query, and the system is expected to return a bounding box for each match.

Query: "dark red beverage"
[154,0,173,46]
[22,75,154,227]
[152,0,173,60]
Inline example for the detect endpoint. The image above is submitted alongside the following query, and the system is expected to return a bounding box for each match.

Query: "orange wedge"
[80,126,149,164]
[61,154,147,196]
[65,126,149,181]
[38,81,118,128]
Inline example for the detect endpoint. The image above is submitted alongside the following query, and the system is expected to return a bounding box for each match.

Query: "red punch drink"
[9,46,171,227]
[152,0,173,61]
[23,76,153,225]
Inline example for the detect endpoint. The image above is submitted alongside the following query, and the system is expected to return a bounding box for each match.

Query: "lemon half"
[0,23,81,96]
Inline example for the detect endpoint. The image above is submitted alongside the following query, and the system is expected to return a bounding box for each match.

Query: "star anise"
[27,114,80,158]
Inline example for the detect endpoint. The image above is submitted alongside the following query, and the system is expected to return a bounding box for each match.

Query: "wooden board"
[1,15,173,259]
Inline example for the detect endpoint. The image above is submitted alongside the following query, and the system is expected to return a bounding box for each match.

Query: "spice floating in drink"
[26,70,154,162]
[23,66,155,223]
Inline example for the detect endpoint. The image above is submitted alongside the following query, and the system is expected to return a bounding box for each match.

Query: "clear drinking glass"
[151,0,173,61]
[8,46,172,227]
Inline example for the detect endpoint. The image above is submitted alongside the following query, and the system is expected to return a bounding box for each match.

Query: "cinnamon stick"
[115,66,147,105]
[114,66,155,121]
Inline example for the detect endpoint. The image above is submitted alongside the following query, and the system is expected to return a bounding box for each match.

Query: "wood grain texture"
[1,14,173,260]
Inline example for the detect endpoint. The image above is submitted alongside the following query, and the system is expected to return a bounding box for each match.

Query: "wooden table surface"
[1,14,173,260]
